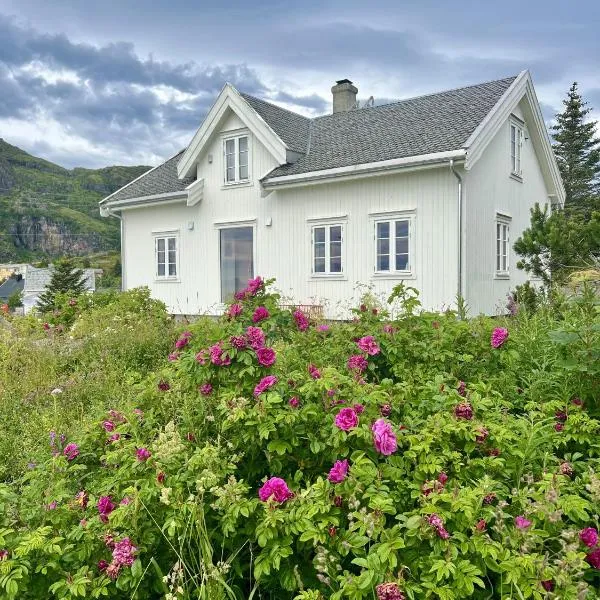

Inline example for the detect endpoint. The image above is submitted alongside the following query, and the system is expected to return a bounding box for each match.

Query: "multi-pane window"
[155,236,177,278]
[312,224,343,274]
[224,135,249,183]
[375,218,411,272]
[495,219,510,275]
[510,122,523,176]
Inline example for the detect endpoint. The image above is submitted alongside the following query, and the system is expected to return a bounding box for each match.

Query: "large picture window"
[220,226,254,300]
[311,223,343,275]
[155,235,178,279]
[224,135,250,183]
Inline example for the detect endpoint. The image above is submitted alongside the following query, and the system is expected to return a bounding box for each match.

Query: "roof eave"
[261,150,467,189]
[100,191,189,215]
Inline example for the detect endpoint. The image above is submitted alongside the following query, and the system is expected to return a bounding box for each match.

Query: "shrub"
[0,279,598,599]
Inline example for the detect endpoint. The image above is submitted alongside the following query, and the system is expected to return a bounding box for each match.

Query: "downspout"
[101,205,125,292]
[449,160,463,305]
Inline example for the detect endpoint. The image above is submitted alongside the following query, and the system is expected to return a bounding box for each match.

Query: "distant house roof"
[0,277,24,300]
[101,75,518,201]
[23,266,96,293]
[103,150,195,204]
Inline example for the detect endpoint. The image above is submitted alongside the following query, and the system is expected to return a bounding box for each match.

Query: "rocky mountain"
[0,138,149,262]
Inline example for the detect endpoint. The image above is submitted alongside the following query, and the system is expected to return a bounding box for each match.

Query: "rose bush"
[0,278,598,599]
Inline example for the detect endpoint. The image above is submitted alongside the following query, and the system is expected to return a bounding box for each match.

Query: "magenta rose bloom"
[158,380,170,391]
[246,276,264,296]
[230,335,247,349]
[457,380,467,397]
[328,459,349,484]
[199,383,213,396]
[102,420,115,432]
[112,537,137,567]
[288,396,300,408]
[317,324,330,332]
[357,335,381,355]
[168,352,179,362]
[540,580,554,592]
[258,477,293,503]
[252,306,270,323]
[98,559,109,571]
[515,515,532,529]
[227,303,242,319]
[491,327,509,348]
[136,448,151,461]
[454,402,473,420]
[256,347,276,367]
[63,443,79,461]
[586,548,600,569]
[347,354,368,372]
[335,407,359,431]
[254,375,278,396]
[308,364,322,379]
[580,527,599,548]
[293,310,310,331]
[97,496,115,522]
[371,419,397,455]
[246,326,265,350]
[376,582,405,600]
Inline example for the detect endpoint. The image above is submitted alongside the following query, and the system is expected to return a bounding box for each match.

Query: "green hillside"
[0,138,149,262]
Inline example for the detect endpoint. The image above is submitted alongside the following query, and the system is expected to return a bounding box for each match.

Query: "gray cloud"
[272,91,329,113]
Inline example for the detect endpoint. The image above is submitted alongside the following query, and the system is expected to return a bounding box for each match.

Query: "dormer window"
[510,119,524,178]
[224,135,249,184]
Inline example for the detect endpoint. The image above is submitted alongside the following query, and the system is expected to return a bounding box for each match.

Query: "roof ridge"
[311,75,519,121]
[240,92,312,122]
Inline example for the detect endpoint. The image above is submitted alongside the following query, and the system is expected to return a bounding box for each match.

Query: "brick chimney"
[331,79,358,113]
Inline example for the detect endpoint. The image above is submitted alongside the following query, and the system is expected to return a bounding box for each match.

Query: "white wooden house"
[100,70,564,317]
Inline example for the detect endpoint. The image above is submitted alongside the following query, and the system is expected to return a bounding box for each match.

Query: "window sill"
[509,173,523,183]
[372,272,416,280]
[494,273,510,280]
[309,274,347,281]
[221,180,253,190]
[154,277,181,283]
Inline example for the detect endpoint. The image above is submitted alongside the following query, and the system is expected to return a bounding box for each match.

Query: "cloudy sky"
[1,0,599,169]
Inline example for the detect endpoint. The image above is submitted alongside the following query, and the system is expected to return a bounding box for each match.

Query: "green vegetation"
[0,280,598,599]
[0,138,148,262]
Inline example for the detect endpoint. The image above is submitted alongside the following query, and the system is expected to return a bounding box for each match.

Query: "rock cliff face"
[0,138,149,262]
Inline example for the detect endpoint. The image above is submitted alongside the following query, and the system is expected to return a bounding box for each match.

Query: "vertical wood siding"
[464,102,550,315]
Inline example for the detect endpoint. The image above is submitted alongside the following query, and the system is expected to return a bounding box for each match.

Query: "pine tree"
[36,258,88,313]
[551,82,600,217]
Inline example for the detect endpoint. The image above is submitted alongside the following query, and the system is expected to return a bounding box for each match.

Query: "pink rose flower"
[254,375,278,396]
[371,418,397,455]
[293,310,310,331]
[256,347,276,367]
[63,443,79,461]
[97,496,115,522]
[246,326,265,350]
[136,448,151,461]
[227,303,242,319]
[335,407,359,431]
[112,537,137,567]
[454,402,473,420]
[258,477,293,503]
[491,327,509,348]
[308,364,321,379]
[288,396,300,408]
[357,335,380,355]
[328,459,349,484]
[199,383,213,396]
[586,547,600,569]
[515,515,532,529]
[102,420,115,432]
[195,350,207,364]
[580,527,599,548]
[376,582,405,600]
[541,580,554,592]
[347,354,368,372]
[158,380,170,391]
[252,306,270,323]
[230,335,247,349]
[246,276,264,296]
[317,324,330,332]
[457,381,466,397]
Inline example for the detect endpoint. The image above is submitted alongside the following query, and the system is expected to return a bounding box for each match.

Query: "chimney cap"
[335,78,353,85]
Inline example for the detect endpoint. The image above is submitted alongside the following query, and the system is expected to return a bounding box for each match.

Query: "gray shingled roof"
[103,76,516,202]
[241,93,310,154]
[263,76,516,179]
[0,277,24,300]
[105,150,195,203]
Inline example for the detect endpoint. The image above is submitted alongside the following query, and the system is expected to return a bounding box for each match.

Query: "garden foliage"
[0,279,599,599]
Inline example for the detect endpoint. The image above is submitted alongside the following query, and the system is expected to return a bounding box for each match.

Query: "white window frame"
[309,219,345,278]
[153,231,179,281]
[509,118,524,179]
[223,133,250,185]
[371,211,415,278]
[495,214,511,278]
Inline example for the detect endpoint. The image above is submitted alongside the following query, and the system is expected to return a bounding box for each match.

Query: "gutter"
[449,159,464,306]
[100,206,126,292]
[100,191,189,212]
[262,149,466,189]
